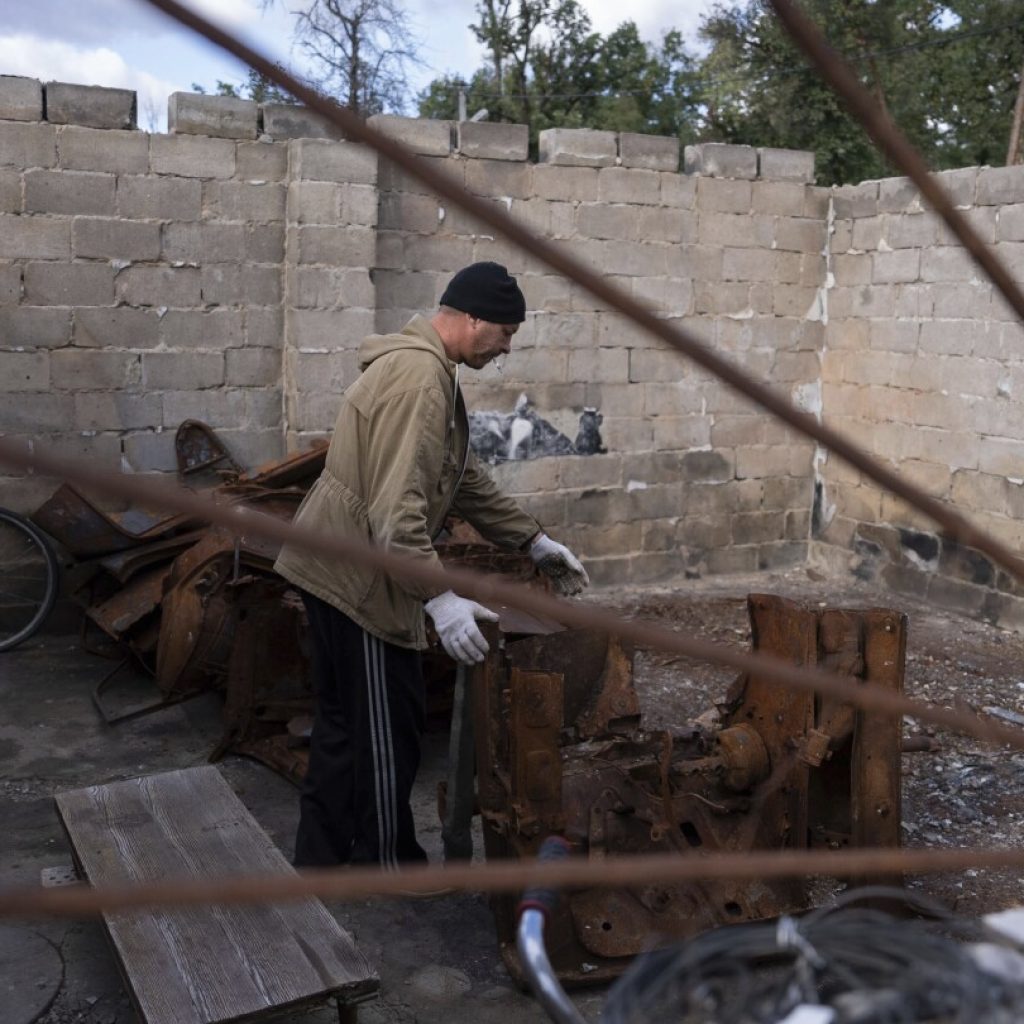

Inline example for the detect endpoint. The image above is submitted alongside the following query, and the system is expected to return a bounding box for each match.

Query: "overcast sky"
[0,0,717,131]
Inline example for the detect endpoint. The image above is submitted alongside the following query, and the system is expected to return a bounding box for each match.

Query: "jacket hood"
[358,315,453,374]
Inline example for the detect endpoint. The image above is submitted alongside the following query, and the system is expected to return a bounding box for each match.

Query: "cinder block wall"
[370,125,826,584]
[817,166,1024,628]
[0,76,826,589]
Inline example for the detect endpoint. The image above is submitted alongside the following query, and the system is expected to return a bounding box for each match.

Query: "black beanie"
[439,261,526,324]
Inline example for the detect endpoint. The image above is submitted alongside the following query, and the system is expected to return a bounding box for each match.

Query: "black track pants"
[294,590,428,869]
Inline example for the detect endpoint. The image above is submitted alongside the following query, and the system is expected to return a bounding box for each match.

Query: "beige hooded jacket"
[274,315,540,649]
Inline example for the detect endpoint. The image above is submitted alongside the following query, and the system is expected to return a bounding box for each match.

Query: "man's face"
[463,316,518,369]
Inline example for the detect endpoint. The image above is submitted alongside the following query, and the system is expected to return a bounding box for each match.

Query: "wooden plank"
[56,765,378,1024]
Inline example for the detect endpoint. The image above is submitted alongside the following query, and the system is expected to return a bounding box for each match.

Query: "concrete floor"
[1,634,604,1024]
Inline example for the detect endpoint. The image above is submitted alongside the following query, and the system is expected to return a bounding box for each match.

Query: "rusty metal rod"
[1,844,1020,919]
[136,0,1024,587]
[769,0,1024,323]
[3,436,1023,752]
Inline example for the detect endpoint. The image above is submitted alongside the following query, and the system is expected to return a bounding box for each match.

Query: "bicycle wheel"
[0,508,59,652]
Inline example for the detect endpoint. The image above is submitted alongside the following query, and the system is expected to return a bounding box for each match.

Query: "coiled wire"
[600,887,1024,1024]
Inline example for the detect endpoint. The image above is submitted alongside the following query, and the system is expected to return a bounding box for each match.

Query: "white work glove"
[424,590,499,665]
[529,532,589,596]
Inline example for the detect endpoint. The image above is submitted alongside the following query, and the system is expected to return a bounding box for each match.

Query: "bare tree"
[291,0,422,116]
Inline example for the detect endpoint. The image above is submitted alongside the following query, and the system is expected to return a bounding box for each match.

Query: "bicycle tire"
[0,508,59,652]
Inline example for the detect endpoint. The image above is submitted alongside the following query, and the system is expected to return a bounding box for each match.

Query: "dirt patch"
[588,569,1024,917]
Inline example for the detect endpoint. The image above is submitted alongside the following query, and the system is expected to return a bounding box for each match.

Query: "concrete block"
[0,76,43,121]
[598,166,660,205]
[660,172,696,209]
[872,248,919,284]
[0,168,19,213]
[50,349,141,389]
[0,122,56,169]
[456,121,528,161]
[464,158,532,198]
[226,347,280,386]
[75,306,161,349]
[696,176,752,215]
[143,351,224,390]
[161,221,246,263]
[934,166,977,207]
[74,392,161,430]
[566,347,627,385]
[57,125,149,174]
[636,206,695,244]
[24,262,114,306]
[401,232,475,273]
[377,190,441,232]
[160,309,243,350]
[878,176,922,213]
[117,266,200,308]
[204,180,286,222]
[151,133,236,178]
[599,239,667,278]
[3,351,49,390]
[696,212,773,248]
[261,103,343,142]
[684,142,757,179]
[117,174,202,220]
[977,165,1024,205]
[367,114,452,156]
[539,128,616,167]
[868,319,919,353]
[0,263,19,303]
[46,81,134,130]
[168,92,257,140]
[290,138,378,184]
[286,346,362,392]
[0,215,70,259]
[246,224,285,264]
[0,393,72,433]
[161,388,247,427]
[295,225,376,266]
[575,203,634,241]
[920,245,974,282]
[774,217,824,252]
[244,388,283,429]
[25,169,115,216]
[245,307,284,348]
[289,266,374,309]
[120,430,177,472]
[200,264,281,307]
[831,180,878,218]
[618,132,678,172]
[751,180,807,217]
[532,164,598,202]
[886,212,937,248]
[377,154,457,194]
[73,217,161,261]
[0,308,71,348]
[235,139,288,182]
[757,147,814,183]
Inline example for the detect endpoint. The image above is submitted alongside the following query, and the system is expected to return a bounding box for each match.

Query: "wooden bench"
[56,765,379,1024]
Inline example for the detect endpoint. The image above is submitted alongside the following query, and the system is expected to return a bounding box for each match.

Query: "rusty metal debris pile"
[29,421,542,778]
[471,594,905,983]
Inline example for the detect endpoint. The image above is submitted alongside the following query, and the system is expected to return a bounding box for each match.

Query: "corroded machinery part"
[715,723,771,792]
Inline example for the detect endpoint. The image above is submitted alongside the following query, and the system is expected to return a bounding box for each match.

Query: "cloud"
[0,34,182,131]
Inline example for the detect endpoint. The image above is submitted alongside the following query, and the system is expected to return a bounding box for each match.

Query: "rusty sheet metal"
[472,594,906,985]
[175,419,241,477]
[31,484,192,558]
[86,565,171,639]
[243,441,327,489]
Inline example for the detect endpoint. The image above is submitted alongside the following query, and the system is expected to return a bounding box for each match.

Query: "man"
[275,261,588,869]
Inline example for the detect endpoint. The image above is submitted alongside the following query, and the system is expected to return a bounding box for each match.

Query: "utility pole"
[457,81,467,122]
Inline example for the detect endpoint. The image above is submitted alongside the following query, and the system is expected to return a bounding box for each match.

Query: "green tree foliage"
[418,0,702,149]
[418,0,1024,185]
[697,0,1024,183]
[191,68,297,104]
